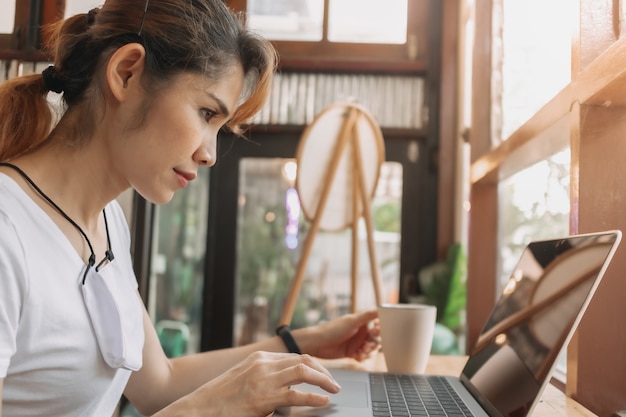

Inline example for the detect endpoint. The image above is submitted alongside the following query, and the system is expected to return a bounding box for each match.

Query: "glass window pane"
[234,158,402,346]
[499,148,570,289]
[500,0,574,141]
[498,148,570,379]
[64,0,106,16]
[148,170,210,357]
[0,0,15,34]
[247,0,323,41]
[328,0,407,44]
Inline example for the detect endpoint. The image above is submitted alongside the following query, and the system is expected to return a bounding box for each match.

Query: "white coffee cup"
[377,303,437,374]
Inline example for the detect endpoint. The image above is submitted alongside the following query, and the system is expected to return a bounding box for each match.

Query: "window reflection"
[463,232,617,416]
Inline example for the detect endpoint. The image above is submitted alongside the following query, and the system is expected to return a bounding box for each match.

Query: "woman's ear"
[106,43,146,103]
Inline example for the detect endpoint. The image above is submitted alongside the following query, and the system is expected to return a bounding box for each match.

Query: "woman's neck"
[6,141,122,232]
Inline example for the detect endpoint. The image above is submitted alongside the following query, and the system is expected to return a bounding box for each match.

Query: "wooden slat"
[466,0,497,352]
[471,35,626,185]
[436,1,460,258]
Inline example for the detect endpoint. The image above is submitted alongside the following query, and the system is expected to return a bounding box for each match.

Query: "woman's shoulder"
[0,186,29,285]
[0,173,34,220]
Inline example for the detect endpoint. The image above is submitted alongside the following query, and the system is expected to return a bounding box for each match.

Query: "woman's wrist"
[290,326,319,356]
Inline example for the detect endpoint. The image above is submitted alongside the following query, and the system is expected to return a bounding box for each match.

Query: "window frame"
[0,0,432,70]
[466,0,626,414]
[0,0,61,61]
[227,0,430,73]
[0,1,35,55]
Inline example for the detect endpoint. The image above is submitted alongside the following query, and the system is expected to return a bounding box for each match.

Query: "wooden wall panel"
[467,0,499,351]
[579,0,618,70]
[437,0,461,258]
[571,104,626,416]
[466,180,498,350]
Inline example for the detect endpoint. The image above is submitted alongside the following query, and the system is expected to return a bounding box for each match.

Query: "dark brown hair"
[0,0,277,161]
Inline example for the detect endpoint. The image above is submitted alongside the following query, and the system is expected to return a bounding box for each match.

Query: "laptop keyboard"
[369,373,473,416]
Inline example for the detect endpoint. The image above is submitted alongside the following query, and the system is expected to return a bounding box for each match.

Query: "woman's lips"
[174,169,196,187]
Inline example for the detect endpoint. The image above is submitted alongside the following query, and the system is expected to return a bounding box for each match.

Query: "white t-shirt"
[0,174,142,416]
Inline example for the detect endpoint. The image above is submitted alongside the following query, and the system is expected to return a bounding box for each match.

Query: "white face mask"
[81,264,144,371]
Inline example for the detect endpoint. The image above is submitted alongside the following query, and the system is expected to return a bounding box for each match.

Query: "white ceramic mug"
[377,303,437,374]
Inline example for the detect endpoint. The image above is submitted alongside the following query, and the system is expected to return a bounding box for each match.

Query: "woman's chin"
[137,190,175,206]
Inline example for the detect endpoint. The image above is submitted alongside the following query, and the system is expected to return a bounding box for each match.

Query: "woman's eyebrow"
[205,92,230,117]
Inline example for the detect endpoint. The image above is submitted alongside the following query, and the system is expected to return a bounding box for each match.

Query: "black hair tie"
[42,65,65,94]
[87,8,98,25]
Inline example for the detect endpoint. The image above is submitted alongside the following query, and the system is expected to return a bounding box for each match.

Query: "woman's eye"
[200,108,217,122]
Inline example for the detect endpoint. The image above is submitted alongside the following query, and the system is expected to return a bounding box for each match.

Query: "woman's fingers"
[273,354,341,395]
[163,351,343,416]
[239,352,341,413]
[283,385,333,408]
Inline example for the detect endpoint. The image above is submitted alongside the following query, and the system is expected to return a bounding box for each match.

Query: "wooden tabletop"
[318,353,598,417]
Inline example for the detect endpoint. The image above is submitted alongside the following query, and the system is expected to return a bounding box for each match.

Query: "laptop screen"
[460,231,621,417]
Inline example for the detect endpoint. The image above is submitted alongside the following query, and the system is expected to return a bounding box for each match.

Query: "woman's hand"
[298,310,380,361]
[155,352,341,417]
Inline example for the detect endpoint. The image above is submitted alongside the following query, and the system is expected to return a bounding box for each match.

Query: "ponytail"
[0,74,55,161]
[0,0,277,162]
[0,10,101,162]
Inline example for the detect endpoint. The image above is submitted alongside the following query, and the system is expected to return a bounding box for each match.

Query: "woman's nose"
[195,137,217,167]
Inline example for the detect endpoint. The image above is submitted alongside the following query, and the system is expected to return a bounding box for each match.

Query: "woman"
[0,1,379,415]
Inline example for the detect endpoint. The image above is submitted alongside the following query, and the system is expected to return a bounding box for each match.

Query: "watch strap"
[276,325,302,354]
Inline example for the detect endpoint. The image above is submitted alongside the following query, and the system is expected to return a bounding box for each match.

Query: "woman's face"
[115,67,244,204]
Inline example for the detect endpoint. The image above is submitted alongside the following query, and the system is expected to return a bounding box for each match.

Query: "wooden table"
[319,353,598,417]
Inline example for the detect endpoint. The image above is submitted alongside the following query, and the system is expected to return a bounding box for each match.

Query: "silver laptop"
[276,230,621,417]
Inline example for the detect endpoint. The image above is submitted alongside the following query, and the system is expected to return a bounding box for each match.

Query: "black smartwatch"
[276,325,302,354]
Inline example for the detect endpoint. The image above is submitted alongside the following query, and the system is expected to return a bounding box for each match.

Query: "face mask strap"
[82,254,96,285]
[0,162,114,278]
[96,212,115,271]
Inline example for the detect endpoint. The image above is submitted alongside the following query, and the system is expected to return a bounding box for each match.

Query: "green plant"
[419,243,466,331]
[417,243,467,354]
